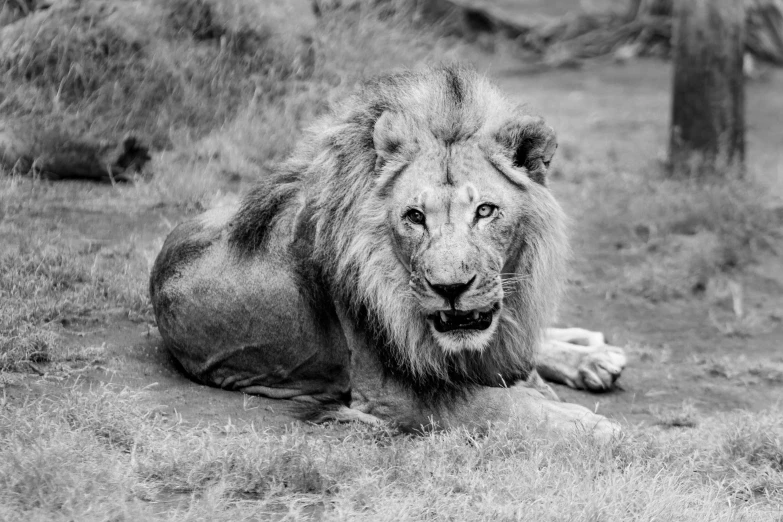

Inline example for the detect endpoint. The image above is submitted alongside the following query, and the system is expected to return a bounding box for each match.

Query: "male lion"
[150,65,626,434]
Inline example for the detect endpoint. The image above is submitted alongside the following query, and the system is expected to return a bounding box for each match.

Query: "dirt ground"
[6,55,781,432]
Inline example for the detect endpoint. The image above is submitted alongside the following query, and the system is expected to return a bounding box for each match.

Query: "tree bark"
[669,0,745,178]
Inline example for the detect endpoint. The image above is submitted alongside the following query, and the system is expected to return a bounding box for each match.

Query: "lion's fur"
[226,65,568,403]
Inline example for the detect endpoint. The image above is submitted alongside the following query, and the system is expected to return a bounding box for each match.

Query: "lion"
[149,65,626,434]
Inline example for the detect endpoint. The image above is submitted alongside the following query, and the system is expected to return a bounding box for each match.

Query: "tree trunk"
[669,0,745,178]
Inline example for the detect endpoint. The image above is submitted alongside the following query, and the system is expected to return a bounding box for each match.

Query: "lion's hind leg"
[305,404,387,428]
[537,327,627,392]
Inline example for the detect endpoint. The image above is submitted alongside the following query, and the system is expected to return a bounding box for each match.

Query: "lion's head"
[373,104,565,356]
[231,65,567,398]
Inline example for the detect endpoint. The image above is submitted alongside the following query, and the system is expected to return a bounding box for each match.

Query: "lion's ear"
[373,111,408,171]
[494,116,557,185]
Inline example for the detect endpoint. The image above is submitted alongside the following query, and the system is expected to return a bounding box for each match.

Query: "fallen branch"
[0,123,151,182]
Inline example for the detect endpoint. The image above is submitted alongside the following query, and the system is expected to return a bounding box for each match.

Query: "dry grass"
[0,0,316,148]
[651,399,700,428]
[0,177,153,364]
[1,385,782,521]
[552,147,782,303]
[607,175,778,302]
[130,0,435,207]
[701,355,783,384]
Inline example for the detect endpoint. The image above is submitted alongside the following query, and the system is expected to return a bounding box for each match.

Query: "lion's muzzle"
[407,220,505,352]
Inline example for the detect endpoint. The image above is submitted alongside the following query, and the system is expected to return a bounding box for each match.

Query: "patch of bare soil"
[4,323,308,432]
[67,320,305,428]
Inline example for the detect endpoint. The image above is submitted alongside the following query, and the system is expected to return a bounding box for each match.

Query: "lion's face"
[379,123,553,354]
[306,67,567,383]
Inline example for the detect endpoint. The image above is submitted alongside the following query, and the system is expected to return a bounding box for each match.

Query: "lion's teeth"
[439,311,449,323]
[472,310,479,320]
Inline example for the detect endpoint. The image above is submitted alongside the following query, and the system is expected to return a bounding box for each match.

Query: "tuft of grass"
[651,400,700,428]
[0,386,159,520]
[167,0,225,41]
[0,325,56,373]
[701,355,783,385]
[724,419,783,473]
[2,6,148,104]
[567,157,782,302]
[699,412,783,503]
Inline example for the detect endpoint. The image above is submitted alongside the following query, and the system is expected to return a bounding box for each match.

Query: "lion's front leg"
[536,327,627,392]
[443,385,620,440]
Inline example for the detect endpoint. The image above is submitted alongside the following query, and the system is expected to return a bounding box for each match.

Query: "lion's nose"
[428,276,476,303]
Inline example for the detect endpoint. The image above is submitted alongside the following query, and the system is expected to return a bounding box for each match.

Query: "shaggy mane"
[229,64,567,405]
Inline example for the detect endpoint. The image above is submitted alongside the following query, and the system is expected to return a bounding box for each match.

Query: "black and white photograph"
[1,0,782,519]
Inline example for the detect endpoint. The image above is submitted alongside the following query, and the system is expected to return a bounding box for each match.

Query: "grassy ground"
[3,384,783,521]
[2,0,783,520]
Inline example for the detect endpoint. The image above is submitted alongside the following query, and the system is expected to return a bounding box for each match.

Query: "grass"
[610,177,778,302]
[701,355,783,385]
[0,232,148,371]
[0,177,154,365]
[551,150,782,303]
[651,399,700,428]
[0,0,429,156]
[1,385,782,520]
[0,0,315,148]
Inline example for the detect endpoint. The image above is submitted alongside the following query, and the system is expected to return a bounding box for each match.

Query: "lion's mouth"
[430,304,499,333]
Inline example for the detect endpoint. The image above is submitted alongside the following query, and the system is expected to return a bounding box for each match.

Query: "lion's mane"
[229,65,568,403]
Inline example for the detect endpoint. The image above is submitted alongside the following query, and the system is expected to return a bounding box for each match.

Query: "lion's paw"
[519,391,622,441]
[577,345,627,392]
[549,401,621,441]
[317,405,388,427]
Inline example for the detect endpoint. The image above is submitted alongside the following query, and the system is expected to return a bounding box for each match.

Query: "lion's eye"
[405,209,425,225]
[476,204,496,219]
